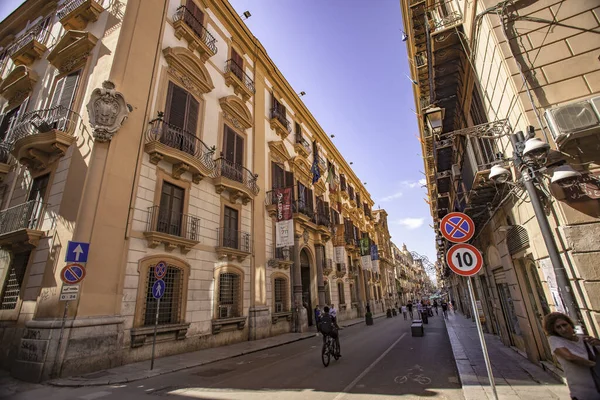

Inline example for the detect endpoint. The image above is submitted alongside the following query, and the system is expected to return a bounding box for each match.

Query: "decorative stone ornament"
[87,80,132,142]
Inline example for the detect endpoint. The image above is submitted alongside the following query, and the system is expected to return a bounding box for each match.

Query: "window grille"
[274,277,287,312]
[0,252,30,310]
[218,272,240,318]
[337,282,345,305]
[143,264,183,326]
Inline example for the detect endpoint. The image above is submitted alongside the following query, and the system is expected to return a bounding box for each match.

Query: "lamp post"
[491,129,582,331]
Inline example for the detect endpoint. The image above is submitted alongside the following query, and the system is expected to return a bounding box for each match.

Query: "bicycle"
[321,334,339,367]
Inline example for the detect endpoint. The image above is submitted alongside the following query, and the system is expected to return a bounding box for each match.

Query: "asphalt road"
[6,313,464,400]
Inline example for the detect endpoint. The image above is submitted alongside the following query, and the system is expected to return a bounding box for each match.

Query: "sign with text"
[561,173,600,201]
[275,188,294,248]
[361,255,372,271]
[334,246,345,264]
[333,224,345,247]
[539,258,566,313]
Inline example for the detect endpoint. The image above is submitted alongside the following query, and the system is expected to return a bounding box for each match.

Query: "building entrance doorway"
[300,249,313,326]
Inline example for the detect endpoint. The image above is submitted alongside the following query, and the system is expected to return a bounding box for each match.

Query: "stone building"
[0,0,379,381]
[401,0,600,369]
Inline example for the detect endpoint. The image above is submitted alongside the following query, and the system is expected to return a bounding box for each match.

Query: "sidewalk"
[445,311,570,400]
[49,312,385,387]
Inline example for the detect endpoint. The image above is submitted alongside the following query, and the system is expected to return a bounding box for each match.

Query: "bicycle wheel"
[322,341,330,367]
[333,340,340,361]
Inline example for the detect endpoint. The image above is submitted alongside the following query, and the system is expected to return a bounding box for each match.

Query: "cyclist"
[319,306,341,357]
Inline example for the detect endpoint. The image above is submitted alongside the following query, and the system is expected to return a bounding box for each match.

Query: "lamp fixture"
[241,11,251,20]
[350,162,353,165]
[551,165,581,187]
[299,91,306,97]
[330,134,335,138]
[489,164,511,184]
[424,107,444,135]
[522,137,550,163]
[402,31,408,42]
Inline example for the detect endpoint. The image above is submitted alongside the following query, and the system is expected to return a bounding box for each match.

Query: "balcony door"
[185,0,205,35]
[158,182,184,237]
[231,48,244,81]
[49,70,80,131]
[223,206,239,249]
[223,125,244,182]
[0,104,24,142]
[27,174,49,229]
[164,82,199,155]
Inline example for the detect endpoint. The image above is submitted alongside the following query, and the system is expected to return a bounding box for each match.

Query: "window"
[0,104,25,142]
[0,251,30,310]
[184,0,205,30]
[274,277,287,313]
[222,206,239,248]
[325,280,331,305]
[143,263,184,325]
[157,182,184,237]
[356,192,361,206]
[50,70,80,131]
[222,124,244,181]
[218,272,241,318]
[337,281,345,305]
[230,48,244,80]
[350,283,357,303]
[272,95,286,120]
[340,174,347,191]
[271,162,294,190]
[27,174,49,229]
[331,208,340,225]
[164,82,199,155]
[297,181,313,213]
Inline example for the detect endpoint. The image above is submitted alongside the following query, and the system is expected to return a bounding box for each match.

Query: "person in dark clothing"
[314,305,322,333]
[441,301,448,319]
[451,300,456,313]
[407,302,413,319]
[319,306,341,357]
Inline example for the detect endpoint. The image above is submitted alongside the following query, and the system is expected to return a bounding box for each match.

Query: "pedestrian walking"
[330,304,341,329]
[544,312,600,400]
[407,302,413,319]
[433,300,439,315]
[314,305,322,335]
[417,302,423,319]
[451,300,456,313]
[401,304,407,320]
[441,301,448,319]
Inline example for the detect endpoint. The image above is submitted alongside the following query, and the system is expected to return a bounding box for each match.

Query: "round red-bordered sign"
[446,244,483,276]
[440,212,475,243]
[154,261,167,280]
[60,263,86,284]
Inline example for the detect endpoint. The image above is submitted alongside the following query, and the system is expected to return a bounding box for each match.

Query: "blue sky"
[0,0,436,263]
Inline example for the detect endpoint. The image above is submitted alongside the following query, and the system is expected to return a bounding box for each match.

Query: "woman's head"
[544,312,575,338]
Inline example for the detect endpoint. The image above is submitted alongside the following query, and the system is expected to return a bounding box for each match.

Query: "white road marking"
[333,332,407,400]
[78,391,112,400]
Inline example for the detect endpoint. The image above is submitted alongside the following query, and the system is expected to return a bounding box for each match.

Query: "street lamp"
[424,107,444,135]
[488,128,583,332]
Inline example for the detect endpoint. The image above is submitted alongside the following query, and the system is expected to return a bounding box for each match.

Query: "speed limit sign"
[447,243,483,276]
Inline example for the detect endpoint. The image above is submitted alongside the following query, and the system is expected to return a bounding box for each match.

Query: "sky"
[0,0,436,263]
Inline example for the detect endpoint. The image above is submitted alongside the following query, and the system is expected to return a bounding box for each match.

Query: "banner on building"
[539,258,566,313]
[360,237,370,257]
[361,255,372,271]
[334,246,345,264]
[275,187,294,248]
[333,224,345,247]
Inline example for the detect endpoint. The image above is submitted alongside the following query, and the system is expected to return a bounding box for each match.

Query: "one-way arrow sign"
[65,241,90,263]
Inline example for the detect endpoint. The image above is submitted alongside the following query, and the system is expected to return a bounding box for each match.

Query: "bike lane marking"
[332,332,407,400]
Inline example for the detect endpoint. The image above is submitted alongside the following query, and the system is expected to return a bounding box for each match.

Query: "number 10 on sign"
[446,243,483,277]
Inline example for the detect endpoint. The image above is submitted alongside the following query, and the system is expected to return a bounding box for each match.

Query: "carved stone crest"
[87,81,132,142]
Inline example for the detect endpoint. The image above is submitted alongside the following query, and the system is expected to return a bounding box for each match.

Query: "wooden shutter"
[185,96,199,135]
[223,126,236,162]
[0,105,21,141]
[234,134,244,165]
[159,182,184,236]
[307,188,313,210]
[224,206,239,248]
[271,162,284,189]
[284,171,294,188]
[231,49,243,67]
[186,0,204,23]
[165,82,188,129]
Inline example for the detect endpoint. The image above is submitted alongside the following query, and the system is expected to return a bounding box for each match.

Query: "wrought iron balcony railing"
[295,133,312,155]
[57,0,95,19]
[212,157,259,196]
[7,21,52,57]
[146,205,199,241]
[265,186,294,206]
[173,5,217,55]
[146,117,215,170]
[224,59,255,94]
[8,106,81,144]
[0,143,11,164]
[216,227,251,253]
[292,200,314,220]
[315,210,331,227]
[270,108,291,132]
[431,11,462,32]
[0,200,46,236]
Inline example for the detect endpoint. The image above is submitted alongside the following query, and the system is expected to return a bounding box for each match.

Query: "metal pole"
[509,133,581,330]
[467,277,498,400]
[52,300,69,378]
[150,298,160,370]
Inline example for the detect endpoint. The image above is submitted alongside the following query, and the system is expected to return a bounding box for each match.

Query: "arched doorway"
[300,248,313,326]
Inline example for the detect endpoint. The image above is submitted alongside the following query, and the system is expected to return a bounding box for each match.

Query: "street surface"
[4,314,463,399]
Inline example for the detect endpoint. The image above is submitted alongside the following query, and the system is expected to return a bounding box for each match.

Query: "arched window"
[218,272,241,319]
[273,276,288,313]
[143,263,185,326]
[337,281,345,305]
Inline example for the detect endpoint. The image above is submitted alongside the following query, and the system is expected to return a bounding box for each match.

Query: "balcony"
[315,211,331,240]
[269,108,291,139]
[347,266,357,279]
[0,144,11,180]
[292,200,315,225]
[335,262,346,278]
[268,247,293,270]
[430,10,463,35]
[9,106,80,171]
[345,236,357,251]
[215,228,251,262]
[212,157,259,205]
[144,205,200,253]
[57,0,104,30]
[224,59,255,102]
[8,23,51,67]
[340,177,348,200]
[145,115,215,184]
[294,134,312,158]
[322,258,333,276]
[172,5,217,62]
[0,200,46,251]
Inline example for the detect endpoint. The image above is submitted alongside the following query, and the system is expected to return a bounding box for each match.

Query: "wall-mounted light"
[350,162,354,165]
[330,134,335,138]
[241,11,251,20]
[299,91,306,97]
[402,31,408,42]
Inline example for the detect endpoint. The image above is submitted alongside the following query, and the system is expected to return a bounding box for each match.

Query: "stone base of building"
[248,306,291,340]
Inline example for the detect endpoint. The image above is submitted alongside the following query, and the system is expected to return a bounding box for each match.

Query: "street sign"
[60,263,86,284]
[440,212,475,243]
[65,241,90,263]
[154,261,167,280]
[60,292,78,301]
[152,279,165,299]
[60,284,79,295]
[446,243,483,276]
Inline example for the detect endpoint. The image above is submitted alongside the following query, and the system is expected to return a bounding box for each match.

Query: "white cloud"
[395,217,425,229]
[401,179,427,189]
[380,191,403,202]
[418,178,427,186]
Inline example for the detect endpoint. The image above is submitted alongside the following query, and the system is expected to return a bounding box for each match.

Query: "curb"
[48,333,317,388]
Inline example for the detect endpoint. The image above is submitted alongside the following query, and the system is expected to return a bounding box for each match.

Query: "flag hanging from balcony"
[311,157,320,185]
[275,187,293,248]
[326,164,336,191]
[360,237,372,271]
[371,244,380,274]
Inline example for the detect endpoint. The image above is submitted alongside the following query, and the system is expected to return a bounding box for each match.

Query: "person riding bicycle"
[319,306,341,357]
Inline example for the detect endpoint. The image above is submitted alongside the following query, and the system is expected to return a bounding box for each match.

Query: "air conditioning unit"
[451,164,461,180]
[219,305,231,319]
[545,95,600,147]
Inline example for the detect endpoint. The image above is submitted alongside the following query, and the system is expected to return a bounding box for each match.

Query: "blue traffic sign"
[440,212,475,243]
[152,280,166,299]
[154,261,167,280]
[65,241,90,263]
[60,263,86,284]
